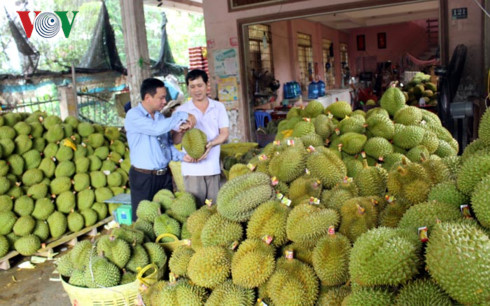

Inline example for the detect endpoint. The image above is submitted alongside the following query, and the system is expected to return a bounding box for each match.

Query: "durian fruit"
[84,256,121,288]
[77,189,95,210]
[365,113,394,140]
[55,253,74,277]
[337,116,365,134]
[68,240,94,271]
[13,215,36,236]
[314,114,335,139]
[267,257,319,306]
[288,175,322,206]
[133,219,155,241]
[387,158,432,205]
[27,183,48,200]
[185,204,216,236]
[379,86,406,116]
[349,227,420,286]
[428,181,469,209]
[96,235,132,269]
[292,120,315,138]
[378,197,411,228]
[50,177,72,195]
[182,128,208,159]
[246,200,290,247]
[456,154,490,195]
[205,279,255,306]
[325,101,352,119]
[316,285,351,306]
[339,196,380,242]
[187,245,231,288]
[111,225,145,245]
[168,244,195,277]
[145,279,208,306]
[461,138,490,161]
[286,204,339,243]
[231,238,276,288]
[342,287,395,306]
[268,146,306,183]
[335,132,367,155]
[304,100,324,118]
[14,234,41,256]
[322,180,358,213]
[120,271,136,285]
[136,200,161,223]
[80,208,98,226]
[392,125,425,149]
[56,191,76,213]
[397,200,462,240]
[393,106,422,125]
[0,195,13,212]
[281,241,315,265]
[307,147,347,189]
[354,161,388,198]
[67,211,85,233]
[14,195,34,216]
[167,191,196,223]
[143,242,167,269]
[31,198,55,220]
[125,244,149,273]
[478,107,490,146]
[394,278,452,306]
[228,163,251,180]
[23,149,41,169]
[201,213,243,247]
[471,173,490,228]
[47,211,67,238]
[420,156,451,186]
[153,214,180,240]
[426,222,490,305]
[312,230,351,286]
[217,172,273,222]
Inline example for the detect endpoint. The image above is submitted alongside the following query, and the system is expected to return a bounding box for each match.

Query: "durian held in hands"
[182,128,208,159]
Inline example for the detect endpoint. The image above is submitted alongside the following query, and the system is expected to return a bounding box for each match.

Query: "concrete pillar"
[57,85,78,120]
[119,0,152,107]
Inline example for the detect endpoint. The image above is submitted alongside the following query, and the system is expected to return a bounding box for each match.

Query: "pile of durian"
[402,72,438,107]
[0,111,131,258]
[143,86,489,305]
[56,189,197,288]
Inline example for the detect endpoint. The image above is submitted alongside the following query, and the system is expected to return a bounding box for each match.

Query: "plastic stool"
[254,111,272,129]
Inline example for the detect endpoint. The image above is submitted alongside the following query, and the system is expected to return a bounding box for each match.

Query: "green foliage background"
[0,0,206,74]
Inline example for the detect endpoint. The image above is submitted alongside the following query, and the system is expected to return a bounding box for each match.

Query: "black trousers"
[129,166,173,221]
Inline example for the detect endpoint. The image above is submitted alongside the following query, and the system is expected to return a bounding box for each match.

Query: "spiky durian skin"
[337,132,367,155]
[314,114,334,139]
[168,245,195,277]
[304,100,324,118]
[246,200,290,247]
[339,197,379,242]
[182,128,208,159]
[149,279,208,306]
[231,239,276,288]
[286,204,339,243]
[457,154,490,195]
[392,125,425,149]
[167,191,196,223]
[206,279,255,306]
[187,245,231,288]
[307,147,347,189]
[366,113,394,139]
[426,222,490,305]
[288,175,322,206]
[342,287,395,306]
[471,174,490,228]
[185,205,216,235]
[398,200,461,238]
[428,181,469,209]
[325,101,352,119]
[378,197,411,228]
[363,137,393,161]
[83,256,121,288]
[281,241,315,266]
[394,278,452,306]
[322,181,358,212]
[312,233,351,286]
[317,285,351,306]
[379,86,406,116]
[14,234,41,256]
[217,172,274,222]
[354,164,388,198]
[268,146,306,183]
[292,121,315,137]
[393,105,422,125]
[349,227,420,286]
[201,213,243,247]
[478,107,490,145]
[144,242,167,269]
[387,160,432,205]
[267,257,319,306]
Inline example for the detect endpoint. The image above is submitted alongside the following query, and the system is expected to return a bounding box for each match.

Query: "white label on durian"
[103,170,111,175]
[276,193,284,200]
[281,197,292,206]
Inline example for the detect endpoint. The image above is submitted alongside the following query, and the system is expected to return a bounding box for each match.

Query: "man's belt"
[132,166,167,176]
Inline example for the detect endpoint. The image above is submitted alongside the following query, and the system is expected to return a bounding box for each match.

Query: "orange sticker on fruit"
[281,197,292,207]
[328,226,335,235]
[418,226,428,242]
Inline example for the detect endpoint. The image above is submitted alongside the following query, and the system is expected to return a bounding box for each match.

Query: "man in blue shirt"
[124,78,196,221]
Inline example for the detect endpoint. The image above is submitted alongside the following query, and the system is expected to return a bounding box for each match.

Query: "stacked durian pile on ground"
[0,111,131,258]
[143,86,489,305]
[402,72,438,107]
[55,189,196,287]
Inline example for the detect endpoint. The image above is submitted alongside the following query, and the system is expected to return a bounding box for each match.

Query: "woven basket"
[60,276,139,306]
[156,233,190,253]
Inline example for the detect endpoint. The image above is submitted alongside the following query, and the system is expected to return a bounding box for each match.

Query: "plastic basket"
[156,233,189,253]
[60,276,139,306]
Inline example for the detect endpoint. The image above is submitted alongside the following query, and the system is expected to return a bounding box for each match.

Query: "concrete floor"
[0,255,71,306]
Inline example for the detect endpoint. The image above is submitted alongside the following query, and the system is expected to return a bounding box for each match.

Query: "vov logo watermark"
[16,11,78,38]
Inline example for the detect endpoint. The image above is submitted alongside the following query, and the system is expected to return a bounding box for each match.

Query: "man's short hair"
[185,69,208,86]
[140,78,166,100]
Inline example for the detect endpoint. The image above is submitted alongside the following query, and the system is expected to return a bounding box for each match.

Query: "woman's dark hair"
[140,78,166,100]
[185,69,208,86]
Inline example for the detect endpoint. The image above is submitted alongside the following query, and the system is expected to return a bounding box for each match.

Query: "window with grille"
[248,24,273,74]
[297,32,313,93]
[322,39,335,88]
